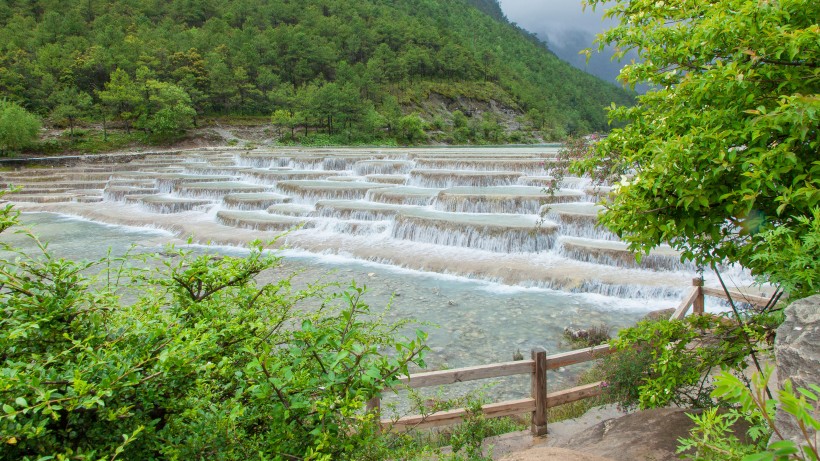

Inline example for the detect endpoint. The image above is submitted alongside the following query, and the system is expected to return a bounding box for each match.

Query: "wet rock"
[563,325,611,346]
[773,295,820,448]
[641,308,675,322]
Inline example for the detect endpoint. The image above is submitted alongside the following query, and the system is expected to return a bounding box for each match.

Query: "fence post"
[692,278,704,315]
[367,396,381,434]
[531,347,548,436]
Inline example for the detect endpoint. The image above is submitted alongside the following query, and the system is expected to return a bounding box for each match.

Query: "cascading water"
[1,146,758,301]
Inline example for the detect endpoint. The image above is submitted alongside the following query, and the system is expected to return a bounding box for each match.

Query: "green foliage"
[0,0,631,145]
[137,80,197,137]
[601,313,774,411]
[0,99,40,155]
[0,199,427,460]
[397,113,426,144]
[578,0,819,290]
[748,208,820,300]
[49,88,93,139]
[678,367,820,461]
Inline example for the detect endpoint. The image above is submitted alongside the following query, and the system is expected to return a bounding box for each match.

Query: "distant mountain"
[540,30,649,94]
[0,0,634,140]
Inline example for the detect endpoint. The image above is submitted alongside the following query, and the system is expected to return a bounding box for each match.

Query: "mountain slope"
[0,0,632,140]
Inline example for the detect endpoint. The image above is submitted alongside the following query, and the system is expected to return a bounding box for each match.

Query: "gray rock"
[773,294,820,449]
[641,308,676,322]
[553,408,750,461]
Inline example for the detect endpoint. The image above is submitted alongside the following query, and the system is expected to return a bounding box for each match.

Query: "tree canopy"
[0,99,40,155]
[575,0,819,295]
[0,0,632,140]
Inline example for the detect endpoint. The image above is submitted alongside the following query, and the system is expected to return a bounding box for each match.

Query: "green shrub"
[678,367,820,461]
[0,198,427,460]
[0,99,40,156]
[600,312,776,411]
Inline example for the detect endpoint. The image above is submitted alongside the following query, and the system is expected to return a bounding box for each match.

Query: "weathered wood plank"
[546,382,605,407]
[397,360,534,388]
[383,398,536,432]
[546,344,614,369]
[701,287,773,307]
[671,287,700,320]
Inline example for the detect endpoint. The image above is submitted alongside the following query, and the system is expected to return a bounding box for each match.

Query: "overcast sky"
[496,0,640,89]
[496,0,612,47]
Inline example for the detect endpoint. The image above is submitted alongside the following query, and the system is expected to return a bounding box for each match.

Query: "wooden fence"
[369,278,776,435]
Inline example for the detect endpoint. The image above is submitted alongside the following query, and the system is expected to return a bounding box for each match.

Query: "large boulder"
[773,294,820,447]
[552,408,702,461]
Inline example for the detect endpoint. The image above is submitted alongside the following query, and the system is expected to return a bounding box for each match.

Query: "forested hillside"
[0,0,633,145]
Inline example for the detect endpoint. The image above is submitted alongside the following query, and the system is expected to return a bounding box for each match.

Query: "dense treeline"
[0,0,632,143]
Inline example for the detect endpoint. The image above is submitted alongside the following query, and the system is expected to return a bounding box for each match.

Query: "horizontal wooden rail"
[546,381,605,407]
[387,398,536,432]
[382,382,607,432]
[701,286,772,307]
[396,345,615,390]
[398,360,534,389]
[546,344,614,369]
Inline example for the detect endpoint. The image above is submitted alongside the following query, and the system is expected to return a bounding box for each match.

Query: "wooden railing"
[370,278,776,435]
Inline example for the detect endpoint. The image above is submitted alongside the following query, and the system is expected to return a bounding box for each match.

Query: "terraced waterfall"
[3,147,754,299]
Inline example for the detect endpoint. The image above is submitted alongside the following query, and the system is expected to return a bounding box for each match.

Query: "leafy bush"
[678,367,820,461]
[0,99,41,156]
[600,313,775,411]
[0,199,427,460]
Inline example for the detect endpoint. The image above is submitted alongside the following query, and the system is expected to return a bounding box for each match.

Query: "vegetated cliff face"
[0,0,632,139]
[465,0,508,22]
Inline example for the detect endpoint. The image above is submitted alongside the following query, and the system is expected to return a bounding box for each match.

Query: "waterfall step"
[326,176,365,182]
[315,200,422,220]
[4,193,77,203]
[182,165,255,176]
[366,174,407,184]
[135,195,213,213]
[24,181,108,189]
[435,186,584,213]
[177,181,269,198]
[540,203,617,241]
[216,210,311,231]
[393,209,558,253]
[266,203,315,216]
[353,159,415,175]
[6,187,72,195]
[409,169,522,188]
[246,169,337,183]
[222,192,292,210]
[275,180,391,201]
[557,237,691,271]
[366,186,440,205]
[104,186,160,201]
[414,157,551,175]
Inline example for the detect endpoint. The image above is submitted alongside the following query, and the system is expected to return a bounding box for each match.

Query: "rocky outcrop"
[773,294,820,448]
[549,408,702,461]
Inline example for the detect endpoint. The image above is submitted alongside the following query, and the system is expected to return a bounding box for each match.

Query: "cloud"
[497,0,614,46]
